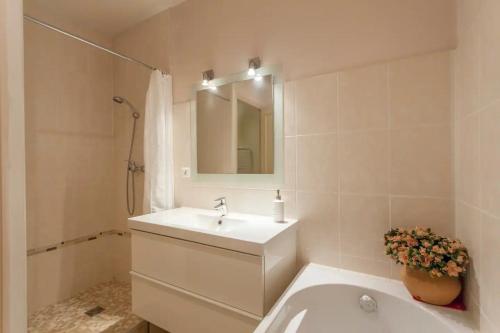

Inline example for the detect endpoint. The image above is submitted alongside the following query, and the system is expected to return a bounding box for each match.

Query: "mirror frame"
[190,65,284,186]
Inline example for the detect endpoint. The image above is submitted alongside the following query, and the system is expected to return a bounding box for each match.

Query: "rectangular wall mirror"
[191,66,283,184]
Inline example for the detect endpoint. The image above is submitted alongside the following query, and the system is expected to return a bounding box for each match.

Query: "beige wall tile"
[28,238,114,314]
[110,236,132,283]
[284,137,297,190]
[284,81,296,137]
[295,73,338,135]
[340,130,389,194]
[389,261,403,280]
[389,52,451,128]
[479,315,496,333]
[282,190,297,220]
[340,195,389,261]
[167,0,456,103]
[455,202,481,302]
[297,133,337,192]
[25,18,120,314]
[479,213,500,329]
[174,185,220,211]
[25,23,115,250]
[296,191,339,267]
[173,102,191,180]
[27,134,115,248]
[480,102,500,217]
[479,0,500,106]
[225,188,276,216]
[339,64,388,130]
[455,23,480,119]
[391,197,453,237]
[456,114,480,206]
[457,0,482,34]
[391,126,452,197]
[339,255,391,279]
[455,1,500,328]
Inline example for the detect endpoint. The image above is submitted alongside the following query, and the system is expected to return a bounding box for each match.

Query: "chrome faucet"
[214,197,228,217]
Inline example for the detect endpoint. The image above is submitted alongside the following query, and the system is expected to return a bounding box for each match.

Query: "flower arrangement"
[384,227,469,278]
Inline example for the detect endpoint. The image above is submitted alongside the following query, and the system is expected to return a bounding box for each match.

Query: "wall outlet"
[181,167,191,178]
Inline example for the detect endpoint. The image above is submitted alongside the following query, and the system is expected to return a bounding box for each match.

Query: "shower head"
[112,96,140,119]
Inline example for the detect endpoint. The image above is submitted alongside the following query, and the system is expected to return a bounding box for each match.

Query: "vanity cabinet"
[128,208,298,333]
[131,230,264,315]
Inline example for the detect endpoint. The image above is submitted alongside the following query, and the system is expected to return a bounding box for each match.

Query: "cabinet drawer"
[131,230,265,316]
[131,272,259,333]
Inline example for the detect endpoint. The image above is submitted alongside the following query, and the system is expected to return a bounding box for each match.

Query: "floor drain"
[85,306,105,317]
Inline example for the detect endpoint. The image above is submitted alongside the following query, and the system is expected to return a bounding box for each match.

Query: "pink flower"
[398,251,409,265]
[445,261,462,278]
[432,245,446,254]
[406,237,418,247]
[384,227,469,278]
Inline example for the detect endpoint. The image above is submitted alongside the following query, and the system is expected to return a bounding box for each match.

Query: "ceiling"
[24,0,186,37]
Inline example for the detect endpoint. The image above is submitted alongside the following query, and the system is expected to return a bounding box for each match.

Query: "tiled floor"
[28,281,145,333]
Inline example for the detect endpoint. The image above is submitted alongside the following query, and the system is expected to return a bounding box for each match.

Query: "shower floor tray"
[28,281,146,333]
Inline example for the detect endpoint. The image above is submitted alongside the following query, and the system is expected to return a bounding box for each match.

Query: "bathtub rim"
[254,263,475,333]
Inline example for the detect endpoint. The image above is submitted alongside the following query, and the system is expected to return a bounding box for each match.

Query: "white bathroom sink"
[180,214,246,232]
[128,207,298,255]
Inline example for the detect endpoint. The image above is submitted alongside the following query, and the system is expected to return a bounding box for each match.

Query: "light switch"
[181,167,191,178]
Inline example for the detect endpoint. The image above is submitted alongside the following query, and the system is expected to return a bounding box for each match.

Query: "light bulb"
[202,79,208,86]
[247,67,256,77]
[254,74,263,81]
[209,83,217,91]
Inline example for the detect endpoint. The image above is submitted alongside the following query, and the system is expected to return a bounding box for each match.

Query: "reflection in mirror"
[196,75,274,174]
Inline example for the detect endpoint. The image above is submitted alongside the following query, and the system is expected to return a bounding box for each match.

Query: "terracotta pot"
[400,266,461,306]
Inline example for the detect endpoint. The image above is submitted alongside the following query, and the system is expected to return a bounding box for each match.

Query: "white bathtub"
[254,264,474,333]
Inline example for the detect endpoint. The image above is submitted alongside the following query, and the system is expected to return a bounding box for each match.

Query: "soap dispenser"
[273,189,285,223]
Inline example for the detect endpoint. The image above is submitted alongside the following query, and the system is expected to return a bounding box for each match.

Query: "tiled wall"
[173,51,454,279]
[24,22,115,313]
[167,0,456,102]
[104,0,457,289]
[454,1,500,332]
[23,0,459,320]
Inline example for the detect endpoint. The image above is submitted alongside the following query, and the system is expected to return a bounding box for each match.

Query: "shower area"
[23,2,165,332]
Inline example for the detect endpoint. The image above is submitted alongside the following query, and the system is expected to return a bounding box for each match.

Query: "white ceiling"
[24,0,186,37]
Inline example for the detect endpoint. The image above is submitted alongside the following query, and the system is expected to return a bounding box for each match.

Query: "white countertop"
[128,207,298,255]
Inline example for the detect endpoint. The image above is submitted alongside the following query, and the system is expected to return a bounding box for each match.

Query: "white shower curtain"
[143,70,174,213]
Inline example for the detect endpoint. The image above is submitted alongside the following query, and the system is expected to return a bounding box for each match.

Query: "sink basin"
[128,207,298,255]
[174,214,246,233]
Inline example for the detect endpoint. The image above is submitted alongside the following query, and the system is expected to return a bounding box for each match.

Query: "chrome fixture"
[201,69,214,86]
[23,15,168,74]
[214,197,228,218]
[113,96,144,216]
[113,96,140,119]
[247,57,261,77]
[359,294,377,313]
